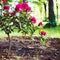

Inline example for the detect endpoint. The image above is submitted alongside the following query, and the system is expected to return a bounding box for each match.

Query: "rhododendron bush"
[0,0,46,58]
[0,0,46,43]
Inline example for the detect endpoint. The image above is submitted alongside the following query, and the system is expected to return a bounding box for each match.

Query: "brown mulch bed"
[0,36,60,60]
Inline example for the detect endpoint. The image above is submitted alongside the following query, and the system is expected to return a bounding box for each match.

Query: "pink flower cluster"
[2,0,7,4]
[3,2,36,24]
[41,31,46,36]
[11,11,16,15]
[22,2,31,12]
[15,4,23,12]
[29,17,36,24]
[3,2,31,12]
[15,2,31,12]
[3,6,10,11]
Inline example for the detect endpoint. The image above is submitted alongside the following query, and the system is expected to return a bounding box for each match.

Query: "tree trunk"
[44,3,46,21]
[56,5,58,21]
[8,34,11,60]
[23,0,26,2]
[56,0,58,21]
[48,0,56,27]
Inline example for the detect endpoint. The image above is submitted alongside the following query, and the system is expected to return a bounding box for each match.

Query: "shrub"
[0,0,46,58]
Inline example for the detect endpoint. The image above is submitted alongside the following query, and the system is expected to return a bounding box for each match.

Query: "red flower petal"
[38,22,42,26]
[41,31,46,36]
[3,6,10,10]
[3,0,7,4]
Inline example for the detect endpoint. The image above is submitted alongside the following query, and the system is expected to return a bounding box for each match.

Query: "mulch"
[0,36,60,60]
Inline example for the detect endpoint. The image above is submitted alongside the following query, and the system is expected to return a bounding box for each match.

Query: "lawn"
[44,26,60,38]
[0,26,60,38]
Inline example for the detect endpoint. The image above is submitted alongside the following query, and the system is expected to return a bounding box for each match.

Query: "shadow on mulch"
[0,36,60,60]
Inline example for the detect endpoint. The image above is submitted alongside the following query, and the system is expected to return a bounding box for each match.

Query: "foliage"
[0,0,46,44]
[31,0,48,13]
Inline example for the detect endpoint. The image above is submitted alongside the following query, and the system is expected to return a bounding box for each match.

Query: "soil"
[0,36,60,60]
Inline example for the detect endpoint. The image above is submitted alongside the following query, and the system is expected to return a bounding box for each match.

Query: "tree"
[30,0,57,27]
[56,0,58,21]
[23,0,26,2]
[31,0,48,21]
[48,0,56,27]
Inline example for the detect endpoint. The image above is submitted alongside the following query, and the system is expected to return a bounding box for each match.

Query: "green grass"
[0,30,22,38]
[0,26,60,38]
[44,26,60,38]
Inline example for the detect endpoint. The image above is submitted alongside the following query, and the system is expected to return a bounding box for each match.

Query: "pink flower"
[15,4,23,12]
[11,11,16,15]
[29,17,36,24]
[38,22,42,26]
[22,2,31,12]
[26,7,31,12]
[41,31,46,36]
[19,8,23,13]
[2,0,7,4]
[3,6,10,10]
[22,2,28,10]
